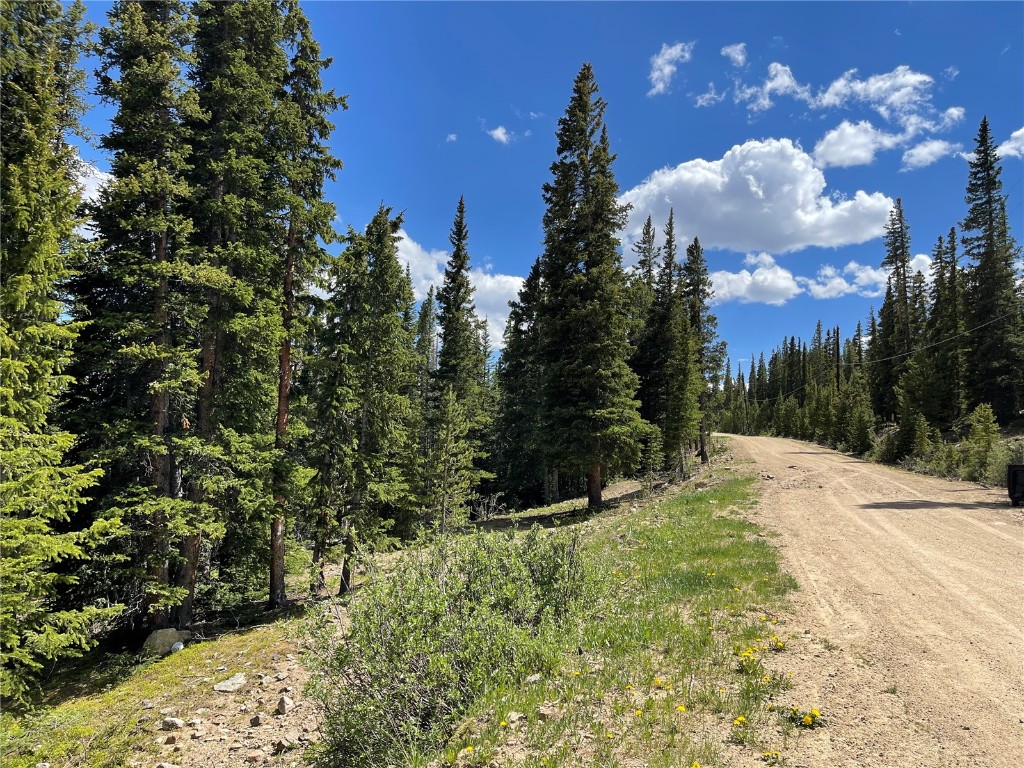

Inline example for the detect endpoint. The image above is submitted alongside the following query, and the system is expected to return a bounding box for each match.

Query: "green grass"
[0,620,292,768]
[407,471,801,767]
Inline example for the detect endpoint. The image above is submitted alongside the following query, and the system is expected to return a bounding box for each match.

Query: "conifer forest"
[2,0,1022,722]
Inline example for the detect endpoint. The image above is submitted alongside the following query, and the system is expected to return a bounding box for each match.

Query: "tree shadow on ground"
[856,499,1010,511]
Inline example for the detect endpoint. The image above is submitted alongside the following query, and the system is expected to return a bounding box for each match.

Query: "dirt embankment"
[728,434,1024,768]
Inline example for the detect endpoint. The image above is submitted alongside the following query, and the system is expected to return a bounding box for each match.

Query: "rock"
[536,703,562,722]
[273,738,294,754]
[164,734,178,745]
[213,673,247,693]
[249,714,264,727]
[245,751,264,764]
[142,628,192,656]
[169,642,184,654]
[525,673,542,684]
[506,711,525,724]
[191,731,205,740]
[275,671,289,681]
[154,763,181,768]
[186,718,202,726]
[141,700,155,710]
[277,695,294,715]
[161,717,186,730]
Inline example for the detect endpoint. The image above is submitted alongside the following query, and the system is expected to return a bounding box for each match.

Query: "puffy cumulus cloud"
[734,62,809,112]
[998,126,1024,159]
[396,229,522,348]
[901,139,960,170]
[813,120,903,168]
[396,228,446,299]
[647,41,695,97]
[619,137,893,254]
[909,253,932,278]
[487,125,512,144]
[469,269,525,345]
[78,161,112,203]
[721,42,747,67]
[710,253,803,306]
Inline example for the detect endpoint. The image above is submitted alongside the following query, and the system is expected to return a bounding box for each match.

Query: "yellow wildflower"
[676,704,687,712]
[802,714,813,726]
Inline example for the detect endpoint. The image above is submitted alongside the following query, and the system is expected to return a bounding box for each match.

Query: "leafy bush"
[304,527,590,767]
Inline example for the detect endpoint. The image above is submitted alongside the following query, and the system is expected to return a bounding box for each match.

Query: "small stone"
[525,673,542,684]
[275,671,289,681]
[161,717,186,730]
[277,695,294,715]
[507,711,525,724]
[186,718,202,726]
[35,763,51,768]
[239,704,249,713]
[229,743,244,751]
[164,734,178,745]
[273,738,294,754]
[250,714,264,727]
[213,673,247,693]
[281,686,293,693]
[191,731,205,740]
[245,751,264,763]
[141,700,155,710]
[536,703,562,722]
[159,707,175,715]
[154,763,181,768]
[169,641,184,653]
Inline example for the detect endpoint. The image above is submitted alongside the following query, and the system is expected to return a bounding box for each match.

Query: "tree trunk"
[172,532,202,627]
[310,505,330,596]
[586,462,602,508]
[270,225,296,610]
[698,416,709,464]
[146,225,171,631]
[337,517,354,596]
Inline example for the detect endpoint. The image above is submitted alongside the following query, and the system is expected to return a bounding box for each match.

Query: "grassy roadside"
[396,471,807,768]
[3,464,822,768]
[0,621,294,768]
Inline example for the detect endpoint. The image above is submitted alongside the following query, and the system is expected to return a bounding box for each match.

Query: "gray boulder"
[142,628,192,656]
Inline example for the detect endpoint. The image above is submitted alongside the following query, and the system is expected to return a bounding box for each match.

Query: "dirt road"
[727,434,1024,768]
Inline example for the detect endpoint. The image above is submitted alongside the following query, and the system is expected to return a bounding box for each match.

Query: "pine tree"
[62,0,216,631]
[626,215,659,347]
[682,236,724,462]
[182,0,293,612]
[1,0,115,703]
[494,263,547,505]
[267,0,344,609]
[538,64,649,507]
[961,117,1024,423]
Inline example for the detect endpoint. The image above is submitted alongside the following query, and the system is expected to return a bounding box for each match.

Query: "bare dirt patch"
[728,434,1024,768]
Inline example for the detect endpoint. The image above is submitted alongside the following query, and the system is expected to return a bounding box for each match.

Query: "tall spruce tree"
[267,0,344,609]
[960,117,1024,423]
[538,64,649,507]
[64,0,213,631]
[181,0,291,613]
[1,0,115,703]
[494,263,547,504]
[682,236,724,463]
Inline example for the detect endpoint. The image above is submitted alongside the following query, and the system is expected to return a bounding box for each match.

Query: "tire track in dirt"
[727,434,1024,768]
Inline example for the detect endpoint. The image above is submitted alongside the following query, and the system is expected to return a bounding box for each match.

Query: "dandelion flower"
[676,705,687,712]
[465,745,474,752]
[733,715,747,726]
[802,714,813,726]
[810,709,821,717]
[635,708,643,717]
[654,677,663,687]
[500,720,508,727]
[606,732,615,739]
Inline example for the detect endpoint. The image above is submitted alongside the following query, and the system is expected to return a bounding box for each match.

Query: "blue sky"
[76,1,1024,368]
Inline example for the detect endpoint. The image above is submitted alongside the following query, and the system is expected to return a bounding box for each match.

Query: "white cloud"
[998,127,1024,159]
[901,139,959,170]
[647,41,695,97]
[446,133,458,143]
[841,261,889,297]
[909,253,932,278]
[396,228,522,348]
[469,269,525,346]
[620,137,893,254]
[734,62,810,112]
[814,65,934,122]
[813,120,903,168]
[943,66,959,81]
[711,253,803,306]
[721,43,747,67]
[695,81,725,108]
[487,125,512,144]
[77,161,112,203]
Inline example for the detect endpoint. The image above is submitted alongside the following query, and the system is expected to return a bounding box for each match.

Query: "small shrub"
[304,527,590,768]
